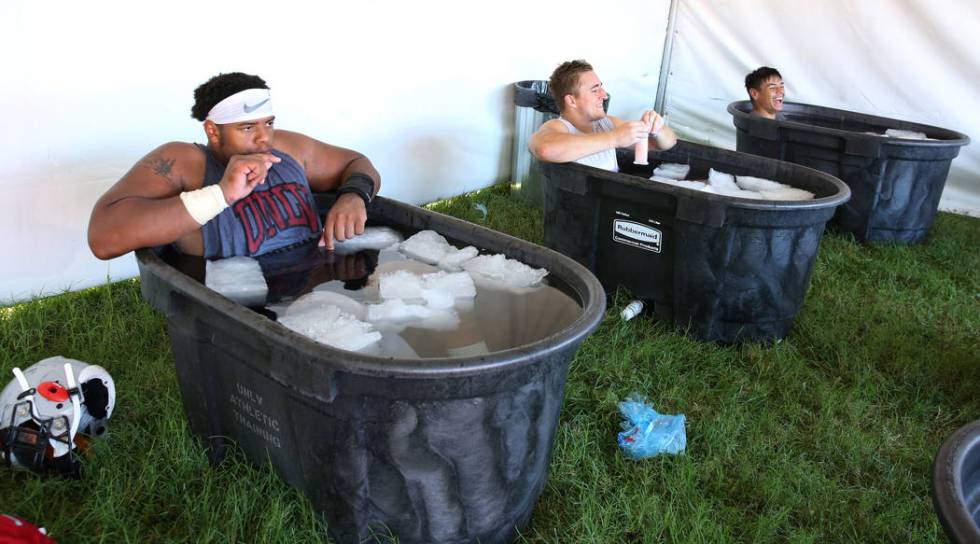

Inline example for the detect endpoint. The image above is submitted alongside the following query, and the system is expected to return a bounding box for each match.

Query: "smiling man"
[745,66,785,120]
[88,72,380,260]
[529,60,676,171]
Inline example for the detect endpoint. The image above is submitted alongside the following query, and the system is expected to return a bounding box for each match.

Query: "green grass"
[1,184,977,542]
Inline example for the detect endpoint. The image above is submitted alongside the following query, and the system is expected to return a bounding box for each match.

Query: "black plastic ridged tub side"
[628,145,843,343]
[135,196,606,544]
[932,419,980,544]
[159,300,571,543]
[540,141,849,344]
[728,100,970,243]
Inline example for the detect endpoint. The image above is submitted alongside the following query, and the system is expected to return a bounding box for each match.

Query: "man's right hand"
[610,121,652,147]
[218,153,281,204]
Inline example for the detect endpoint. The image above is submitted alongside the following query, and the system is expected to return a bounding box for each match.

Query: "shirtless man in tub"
[529,59,677,171]
[88,72,380,260]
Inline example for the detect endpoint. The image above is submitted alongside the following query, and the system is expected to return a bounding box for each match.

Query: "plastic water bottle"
[620,300,645,321]
[633,136,649,165]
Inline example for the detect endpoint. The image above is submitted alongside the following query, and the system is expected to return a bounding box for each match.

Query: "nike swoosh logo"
[243,98,270,113]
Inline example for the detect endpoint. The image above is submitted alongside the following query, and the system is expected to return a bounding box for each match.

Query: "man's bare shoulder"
[273,129,315,150]
[272,130,318,169]
[538,118,571,133]
[128,141,205,191]
[142,141,203,164]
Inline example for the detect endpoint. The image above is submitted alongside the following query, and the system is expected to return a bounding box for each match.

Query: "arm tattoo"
[152,157,175,178]
[140,154,182,189]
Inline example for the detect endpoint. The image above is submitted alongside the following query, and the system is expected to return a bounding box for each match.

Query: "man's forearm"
[341,156,380,196]
[651,126,678,151]
[530,131,616,163]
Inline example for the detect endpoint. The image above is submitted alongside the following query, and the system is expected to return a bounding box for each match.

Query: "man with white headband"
[88,72,380,259]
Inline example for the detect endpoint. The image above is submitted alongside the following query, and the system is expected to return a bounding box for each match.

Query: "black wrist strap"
[337,173,375,205]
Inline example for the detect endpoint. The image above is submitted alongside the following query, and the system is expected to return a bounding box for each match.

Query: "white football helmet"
[0,356,115,476]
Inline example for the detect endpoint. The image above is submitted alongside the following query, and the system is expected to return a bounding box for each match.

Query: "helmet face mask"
[0,356,115,477]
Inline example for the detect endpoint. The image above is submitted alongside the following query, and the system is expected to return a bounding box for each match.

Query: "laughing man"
[745,66,785,120]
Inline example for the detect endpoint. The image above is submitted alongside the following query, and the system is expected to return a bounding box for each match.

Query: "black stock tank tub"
[135,196,606,544]
[541,141,849,344]
[932,418,980,543]
[729,100,970,243]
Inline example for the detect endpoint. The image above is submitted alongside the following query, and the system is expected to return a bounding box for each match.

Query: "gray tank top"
[557,117,619,172]
[196,144,322,258]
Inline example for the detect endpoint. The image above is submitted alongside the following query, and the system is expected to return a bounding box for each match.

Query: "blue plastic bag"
[617,394,686,459]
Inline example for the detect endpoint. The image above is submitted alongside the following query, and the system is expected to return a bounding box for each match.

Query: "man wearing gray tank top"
[529,60,677,171]
[88,72,380,260]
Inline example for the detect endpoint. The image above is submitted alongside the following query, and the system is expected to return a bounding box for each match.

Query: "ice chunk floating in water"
[278,304,382,353]
[437,245,479,272]
[462,254,548,291]
[649,168,815,201]
[332,226,404,254]
[652,162,690,180]
[399,230,479,271]
[367,269,473,330]
[651,176,708,191]
[365,299,460,331]
[377,270,476,308]
[283,291,367,321]
[737,175,815,201]
[706,168,747,195]
[206,256,268,306]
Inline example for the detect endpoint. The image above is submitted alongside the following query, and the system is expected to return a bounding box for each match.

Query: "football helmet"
[0,514,56,543]
[0,356,115,476]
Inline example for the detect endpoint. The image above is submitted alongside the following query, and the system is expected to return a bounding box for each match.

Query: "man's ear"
[563,93,576,110]
[203,120,220,144]
[748,88,760,102]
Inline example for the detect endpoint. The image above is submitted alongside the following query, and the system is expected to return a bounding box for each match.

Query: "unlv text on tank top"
[232,182,319,254]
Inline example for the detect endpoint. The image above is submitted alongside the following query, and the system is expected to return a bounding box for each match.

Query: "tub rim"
[728,100,971,148]
[136,196,607,379]
[546,140,852,212]
[932,418,980,543]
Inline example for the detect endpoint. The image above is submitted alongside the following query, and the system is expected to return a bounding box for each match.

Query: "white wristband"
[179,185,229,225]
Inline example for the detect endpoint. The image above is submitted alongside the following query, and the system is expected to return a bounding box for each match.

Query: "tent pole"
[654,0,681,114]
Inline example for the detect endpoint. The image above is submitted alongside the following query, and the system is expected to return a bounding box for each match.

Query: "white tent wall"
[659,0,979,215]
[0,0,671,304]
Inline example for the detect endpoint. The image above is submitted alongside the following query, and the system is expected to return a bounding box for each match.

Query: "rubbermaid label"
[613,220,662,253]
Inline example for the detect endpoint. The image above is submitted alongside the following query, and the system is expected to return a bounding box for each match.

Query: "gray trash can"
[511,81,559,207]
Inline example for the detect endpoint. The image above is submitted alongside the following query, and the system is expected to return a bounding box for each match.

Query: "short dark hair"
[744,66,782,92]
[191,72,269,121]
[549,60,594,112]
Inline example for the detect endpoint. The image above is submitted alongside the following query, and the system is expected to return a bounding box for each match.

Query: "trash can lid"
[514,80,559,113]
[514,80,610,115]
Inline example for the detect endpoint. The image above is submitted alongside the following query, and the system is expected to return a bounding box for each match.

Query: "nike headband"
[205,88,274,124]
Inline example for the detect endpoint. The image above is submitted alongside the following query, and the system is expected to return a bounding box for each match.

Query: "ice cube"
[205,256,268,307]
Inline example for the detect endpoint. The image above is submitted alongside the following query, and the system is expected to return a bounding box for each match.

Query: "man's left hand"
[320,192,367,250]
[641,109,666,135]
